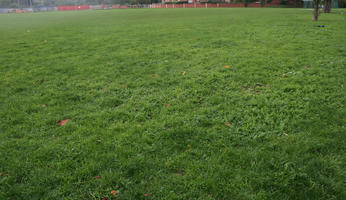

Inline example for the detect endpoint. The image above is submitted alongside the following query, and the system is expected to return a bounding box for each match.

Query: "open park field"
[0,8,345,199]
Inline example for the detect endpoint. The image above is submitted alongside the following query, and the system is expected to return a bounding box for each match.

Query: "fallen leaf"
[224,65,231,68]
[0,173,10,176]
[58,119,70,126]
[94,176,101,179]
[282,73,286,78]
[225,122,231,127]
[144,193,149,197]
[101,197,107,200]
[110,190,117,197]
[44,40,47,43]
[40,104,46,107]
[182,71,186,76]
[152,74,156,78]
[165,104,171,108]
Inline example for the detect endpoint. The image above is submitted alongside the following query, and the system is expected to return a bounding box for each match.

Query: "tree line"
[0,0,161,8]
[1,0,345,8]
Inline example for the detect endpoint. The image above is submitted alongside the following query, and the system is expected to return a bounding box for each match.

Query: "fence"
[0,3,292,14]
[303,0,338,8]
[150,3,281,8]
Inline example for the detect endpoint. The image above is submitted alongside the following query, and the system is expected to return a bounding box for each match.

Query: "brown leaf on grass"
[282,73,286,78]
[0,173,10,177]
[165,104,171,108]
[152,74,156,78]
[58,119,70,126]
[94,176,101,179]
[101,197,107,200]
[40,104,46,108]
[243,86,250,92]
[144,193,149,197]
[110,190,117,197]
[44,40,47,43]
[224,65,231,68]
[182,71,186,76]
[225,122,231,127]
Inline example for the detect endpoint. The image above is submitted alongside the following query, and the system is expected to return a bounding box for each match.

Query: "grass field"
[0,8,345,199]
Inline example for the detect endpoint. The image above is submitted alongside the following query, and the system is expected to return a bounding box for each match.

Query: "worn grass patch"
[0,8,345,199]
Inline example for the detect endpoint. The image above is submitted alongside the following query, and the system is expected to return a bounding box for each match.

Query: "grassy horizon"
[0,8,345,199]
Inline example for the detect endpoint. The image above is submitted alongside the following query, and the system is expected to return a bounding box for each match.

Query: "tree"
[323,0,331,13]
[312,0,321,21]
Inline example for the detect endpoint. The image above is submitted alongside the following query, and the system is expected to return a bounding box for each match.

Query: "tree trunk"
[323,0,331,13]
[313,3,319,21]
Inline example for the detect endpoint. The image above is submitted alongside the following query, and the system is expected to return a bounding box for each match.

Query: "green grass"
[0,8,345,200]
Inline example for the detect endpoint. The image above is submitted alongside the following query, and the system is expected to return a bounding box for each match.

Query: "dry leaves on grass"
[182,71,186,76]
[110,190,117,197]
[57,119,70,126]
[225,122,231,127]
[224,65,231,68]
[165,104,171,108]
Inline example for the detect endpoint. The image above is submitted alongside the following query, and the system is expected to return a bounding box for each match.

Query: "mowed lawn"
[0,8,345,199]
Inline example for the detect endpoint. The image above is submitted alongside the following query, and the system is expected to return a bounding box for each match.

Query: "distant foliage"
[0,0,161,8]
